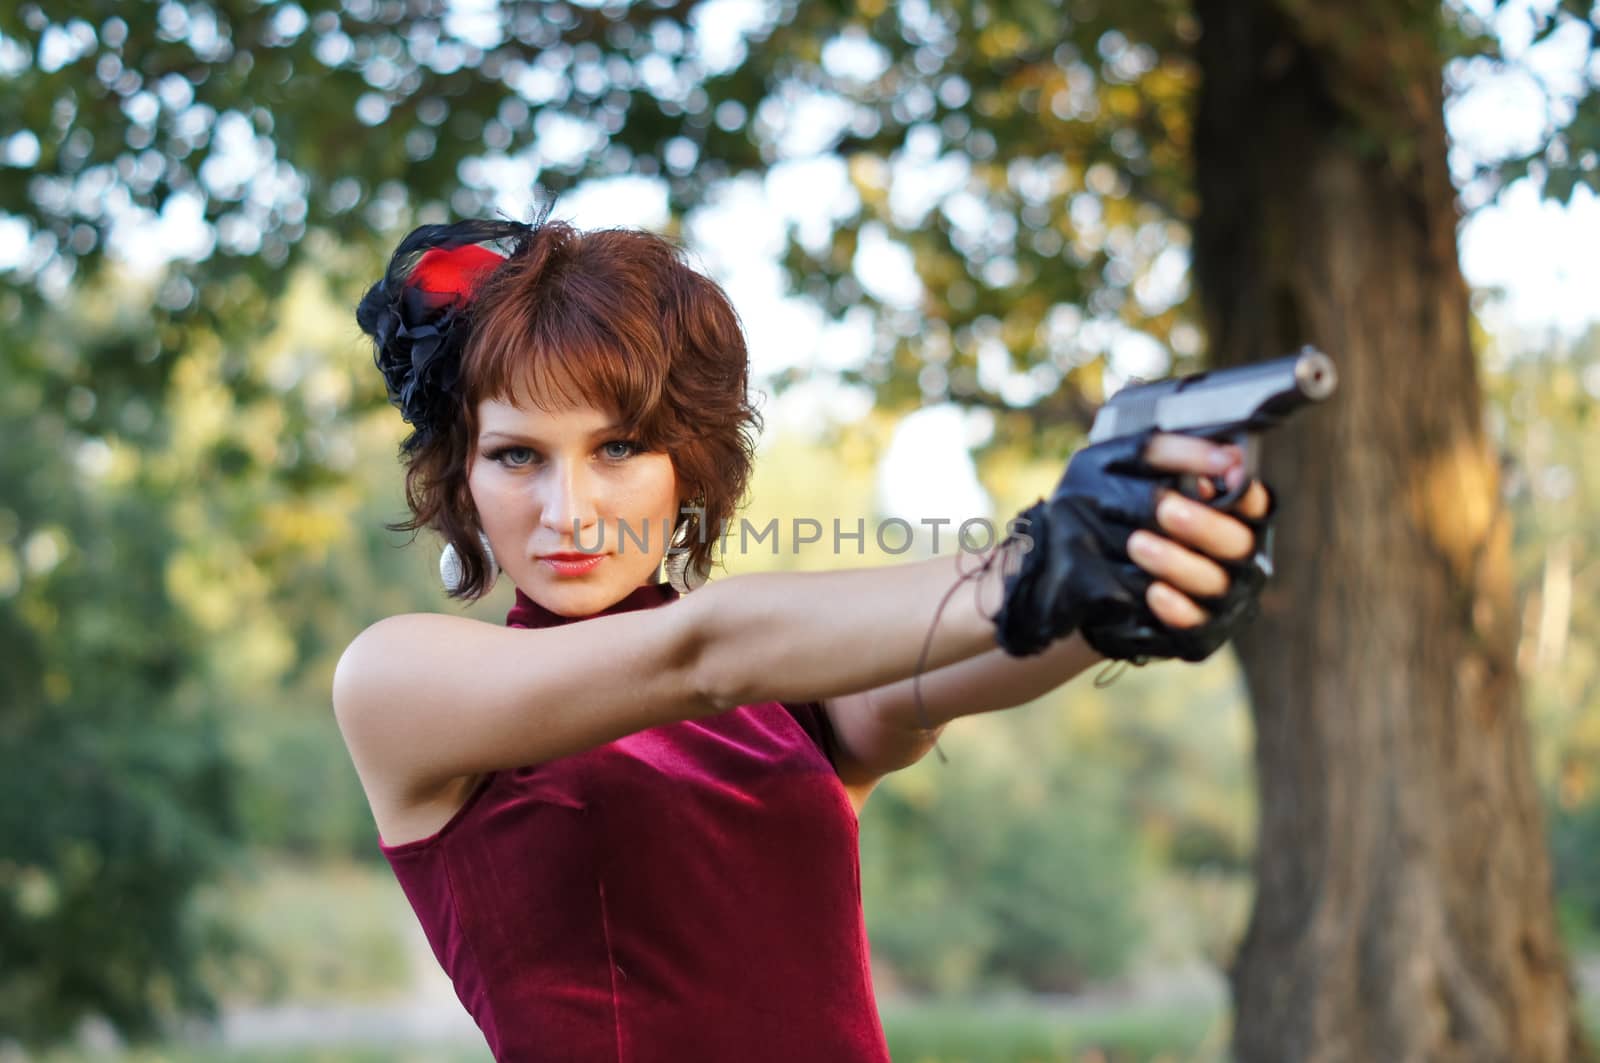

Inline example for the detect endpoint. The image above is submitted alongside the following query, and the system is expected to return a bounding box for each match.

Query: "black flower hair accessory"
[356,215,547,452]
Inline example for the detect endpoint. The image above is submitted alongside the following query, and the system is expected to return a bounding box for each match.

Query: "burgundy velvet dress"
[378,581,891,1062]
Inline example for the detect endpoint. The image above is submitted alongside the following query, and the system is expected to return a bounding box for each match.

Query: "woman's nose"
[536,462,600,542]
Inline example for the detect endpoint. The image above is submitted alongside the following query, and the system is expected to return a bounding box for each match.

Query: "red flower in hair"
[356,218,542,453]
[409,244,505,306]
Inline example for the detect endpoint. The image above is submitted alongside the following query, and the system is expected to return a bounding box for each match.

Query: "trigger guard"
[1203,430,1257,510]
[1208,473,1250,510]
[1174,428,1255,509]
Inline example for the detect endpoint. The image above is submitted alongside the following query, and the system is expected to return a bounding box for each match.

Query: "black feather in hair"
[356,205,556,452]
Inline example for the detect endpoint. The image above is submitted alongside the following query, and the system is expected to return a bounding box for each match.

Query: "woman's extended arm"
[332,546,1011,804]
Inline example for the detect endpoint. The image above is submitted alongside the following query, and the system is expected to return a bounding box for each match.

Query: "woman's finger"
[1142,433,1241,478]
[1147,581,1210,629]
[1128,530,1231,599]
[1154,489,1256,561]
[1233,478,1272,521]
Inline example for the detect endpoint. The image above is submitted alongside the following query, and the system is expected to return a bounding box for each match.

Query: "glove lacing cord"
[1093,658,1135,688]
[909,527,1032,764]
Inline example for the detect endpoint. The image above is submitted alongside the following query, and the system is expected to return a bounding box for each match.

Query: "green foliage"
[1488,324,1600,941]
[0,254,449,1042]
[5,0,1590,446]
[1,251,513,1046]
[0,289,241,1045]
[1551,798,1600,947]
[1462,1,1600,204]
[1497,327,1600,780]
[229,712,380,862]
[0,0,1205,457]
[862,753,1144,995]
[193,858,414,1007]
[0,0,760,301]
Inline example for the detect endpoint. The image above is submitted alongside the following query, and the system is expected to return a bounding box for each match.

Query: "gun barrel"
[1292,348,1338,402]
[1087,346,1338,443]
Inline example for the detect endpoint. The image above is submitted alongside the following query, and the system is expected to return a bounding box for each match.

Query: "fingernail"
[1150,583,1181,609]
[1224,466,1245,493]
[1158,495,1188,526]
[1208,449,1234,472]
[1129,532,1162,561]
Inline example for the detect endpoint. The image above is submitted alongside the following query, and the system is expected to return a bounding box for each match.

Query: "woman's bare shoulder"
[330,604,710,805]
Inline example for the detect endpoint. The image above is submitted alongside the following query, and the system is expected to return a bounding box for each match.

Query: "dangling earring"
[440,530,498,596]
[664,506,709,594]
[664,549,709,594]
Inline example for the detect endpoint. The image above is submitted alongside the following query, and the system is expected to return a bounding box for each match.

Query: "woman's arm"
[332,546,1011,805]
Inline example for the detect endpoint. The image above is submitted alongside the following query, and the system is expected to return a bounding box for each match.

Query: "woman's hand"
[991,427,1277,662]
[1130,433,1273,630]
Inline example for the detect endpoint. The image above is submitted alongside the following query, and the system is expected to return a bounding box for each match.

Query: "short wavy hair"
[388,221,762,600]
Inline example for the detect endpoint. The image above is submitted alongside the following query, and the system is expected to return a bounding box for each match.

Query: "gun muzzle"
[1292,348,1338,403]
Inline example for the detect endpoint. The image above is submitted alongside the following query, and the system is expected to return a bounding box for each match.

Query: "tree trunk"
[1190,2,1591,1060]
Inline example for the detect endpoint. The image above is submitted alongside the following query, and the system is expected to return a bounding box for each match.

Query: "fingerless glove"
[991,430,1275,663]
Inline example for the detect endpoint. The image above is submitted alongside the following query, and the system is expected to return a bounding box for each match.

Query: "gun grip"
[1176,432,1259,510]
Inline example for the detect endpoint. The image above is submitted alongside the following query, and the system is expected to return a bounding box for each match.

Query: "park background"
[3,0,1600,1060]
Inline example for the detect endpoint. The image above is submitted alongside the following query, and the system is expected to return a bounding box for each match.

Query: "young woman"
[335,216,1273,1062]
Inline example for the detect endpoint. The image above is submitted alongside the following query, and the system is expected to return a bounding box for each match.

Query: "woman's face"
[469,396,681,616]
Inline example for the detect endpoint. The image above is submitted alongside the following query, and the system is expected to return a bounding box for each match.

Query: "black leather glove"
[991,430,1275,663]
[991,431,1157,657]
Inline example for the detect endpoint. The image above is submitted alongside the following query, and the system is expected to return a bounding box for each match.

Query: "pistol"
[1087,346,1338,507]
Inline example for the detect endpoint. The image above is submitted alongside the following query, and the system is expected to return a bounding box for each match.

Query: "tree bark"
[1190,2,1591,1060]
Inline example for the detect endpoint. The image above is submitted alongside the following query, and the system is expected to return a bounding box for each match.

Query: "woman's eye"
[601,440,641,460]
[491,446,537,467]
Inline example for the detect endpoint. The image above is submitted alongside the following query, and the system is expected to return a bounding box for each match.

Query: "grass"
[193,856,416,1007]
[882,997,1227,1063]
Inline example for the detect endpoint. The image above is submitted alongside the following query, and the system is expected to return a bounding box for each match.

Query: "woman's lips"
[539,553,605,577]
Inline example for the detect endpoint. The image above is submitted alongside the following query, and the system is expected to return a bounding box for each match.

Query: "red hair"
[394,221,761,600]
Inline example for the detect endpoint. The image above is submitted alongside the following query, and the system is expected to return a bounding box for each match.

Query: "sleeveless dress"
[378,581,891,1062]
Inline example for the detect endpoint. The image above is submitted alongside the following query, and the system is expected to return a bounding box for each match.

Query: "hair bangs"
[464,293,670,443]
